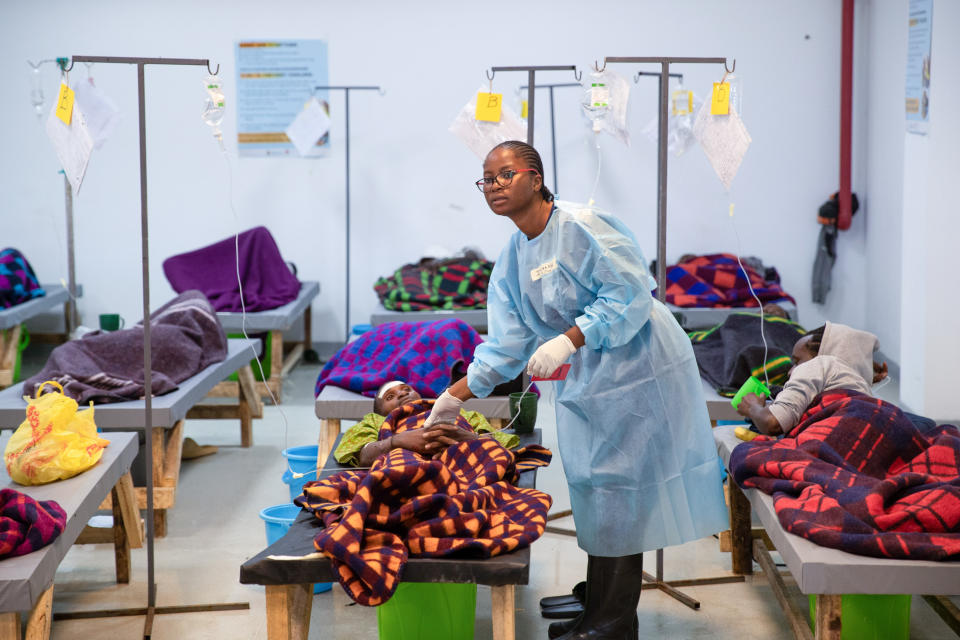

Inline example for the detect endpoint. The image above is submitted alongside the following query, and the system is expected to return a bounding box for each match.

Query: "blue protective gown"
[467,201,728,556]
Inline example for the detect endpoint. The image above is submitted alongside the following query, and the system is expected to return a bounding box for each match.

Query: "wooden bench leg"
[0,612,21,640]
[266,584,312,640]
[491,584,515,640]
[815,594,842,640]
[236,366,258,448]
[112,486,130,584]
[317,419,341,467]
[269,330,284,404]
[25,584,53,640]
[729,479,753,575]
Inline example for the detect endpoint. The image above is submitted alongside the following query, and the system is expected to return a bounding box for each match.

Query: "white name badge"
[530,258,558,282]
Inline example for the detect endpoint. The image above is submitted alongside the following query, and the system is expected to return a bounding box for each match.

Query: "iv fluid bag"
[201,74,225,134]
[582,73,611,132]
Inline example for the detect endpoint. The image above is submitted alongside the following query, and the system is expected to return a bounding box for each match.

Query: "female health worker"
[424,141,728,639]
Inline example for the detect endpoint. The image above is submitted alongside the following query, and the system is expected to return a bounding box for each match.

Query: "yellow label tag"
[475,92,503,122]
[55,83,75,125]
[530,258,557,282]
[711,82,730,115]
[521,100,528,119]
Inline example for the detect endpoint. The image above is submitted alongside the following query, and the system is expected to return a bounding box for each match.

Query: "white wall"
[898,0,960,420]
[1,0,864,343]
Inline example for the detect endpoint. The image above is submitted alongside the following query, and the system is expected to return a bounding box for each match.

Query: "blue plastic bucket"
[259,504,332,594]
[282,445,319,475]
[282,468,316,502]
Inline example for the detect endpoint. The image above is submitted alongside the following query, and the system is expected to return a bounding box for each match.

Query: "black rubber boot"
[553,553,644,640]
[550,612,638,639]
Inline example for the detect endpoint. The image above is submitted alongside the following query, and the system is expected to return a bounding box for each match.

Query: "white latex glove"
[423,390,464,428]
[527,334,577,379]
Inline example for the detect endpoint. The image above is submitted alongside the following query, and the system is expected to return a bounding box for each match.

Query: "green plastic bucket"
[12,326,29,383]
[227,332,271,382]
[377,582,476,640]
[808,594,911,640]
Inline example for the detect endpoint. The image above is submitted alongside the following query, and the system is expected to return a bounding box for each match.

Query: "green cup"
[508,391,537,434]
[731,376,771,410]
[99,313,125,332]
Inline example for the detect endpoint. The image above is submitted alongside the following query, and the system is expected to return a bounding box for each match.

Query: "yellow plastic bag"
[4,381,109,485]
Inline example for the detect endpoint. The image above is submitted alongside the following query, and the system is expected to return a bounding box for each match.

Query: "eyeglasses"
[475,169,539,192]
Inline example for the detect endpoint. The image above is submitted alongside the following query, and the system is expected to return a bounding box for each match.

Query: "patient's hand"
[423,423,478,455]
[390,428,433,456]
[872,361,888,384]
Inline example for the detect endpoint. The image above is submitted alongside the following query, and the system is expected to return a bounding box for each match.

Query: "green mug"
[508,391,538,434]
[99,313,125,332]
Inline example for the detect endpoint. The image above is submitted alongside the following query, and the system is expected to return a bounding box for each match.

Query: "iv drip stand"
[517,82,580,195]
[487,66,580,146]
[600,55,746,611]
[313,85,382,343]
[55,55,248,640]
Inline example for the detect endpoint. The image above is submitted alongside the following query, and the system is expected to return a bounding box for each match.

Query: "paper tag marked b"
[475,92,503,122]
[56,83,75,125]
[711,82,730,115]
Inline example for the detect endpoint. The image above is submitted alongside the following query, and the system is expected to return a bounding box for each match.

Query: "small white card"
[530,258,558,281]
[285,97,331,157]
[46,99,94,193]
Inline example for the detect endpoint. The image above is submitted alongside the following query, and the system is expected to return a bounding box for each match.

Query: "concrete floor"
[6,352,960,639]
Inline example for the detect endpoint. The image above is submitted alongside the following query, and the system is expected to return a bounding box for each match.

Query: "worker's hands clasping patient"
[423,390,464,429]
[527,334,577,378]
[423,423,479,458]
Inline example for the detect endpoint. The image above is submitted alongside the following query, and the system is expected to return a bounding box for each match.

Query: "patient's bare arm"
[357,428,432,467]
[736,393,783,436]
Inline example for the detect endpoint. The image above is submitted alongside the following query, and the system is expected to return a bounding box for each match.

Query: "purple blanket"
[22,291,227,404]
[162,226,300,312]
[315,320,483,399]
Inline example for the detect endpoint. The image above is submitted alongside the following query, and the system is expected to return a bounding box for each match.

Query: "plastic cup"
[508,391,537,434]
[731,376,771,410]
[99,313,125,332]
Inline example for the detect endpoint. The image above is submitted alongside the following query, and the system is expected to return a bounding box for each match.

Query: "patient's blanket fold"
[22,291,227,404]
[296,399,552,605]
[731,389,960,560]
[314,319,483,398]
[162,226,300,312]
[663,253,795,308]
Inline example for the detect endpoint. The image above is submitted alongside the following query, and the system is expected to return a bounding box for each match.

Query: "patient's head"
[790,325,826,373]
[373,381,421,415]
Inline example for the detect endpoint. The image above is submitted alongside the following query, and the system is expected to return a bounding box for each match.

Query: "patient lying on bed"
[737,322,888,435]
[334,380,518,467]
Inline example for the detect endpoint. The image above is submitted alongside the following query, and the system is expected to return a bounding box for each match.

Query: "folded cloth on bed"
[296,398,552,605]
[314,319,483,398]
[162,226,300,312]
[22,291,227,404]
[0,248,45,310]
[731,389,960,560]
[0,488,66,559]
[373,252,493,311]
[662,253,795,308]
[690,312,807,395]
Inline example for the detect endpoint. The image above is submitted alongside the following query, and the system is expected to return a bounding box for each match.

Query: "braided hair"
[804,325,826,356]
[489,140,554,202]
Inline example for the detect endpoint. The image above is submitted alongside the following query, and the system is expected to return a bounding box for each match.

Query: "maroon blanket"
[731,389,960,560]
[22,291,227,404]
[0,488,66,559]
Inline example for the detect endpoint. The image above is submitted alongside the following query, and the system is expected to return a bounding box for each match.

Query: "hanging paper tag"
[521,100,528,119]
[55,83,75,125]
[711,82,730,115]
[475,92,503,122]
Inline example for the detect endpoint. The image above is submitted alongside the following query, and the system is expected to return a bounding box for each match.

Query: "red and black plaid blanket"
[663,253,795,308]
[0,488,66,559]
[374,255,494,311]
[295,399,552,605]
[731,389,960,560]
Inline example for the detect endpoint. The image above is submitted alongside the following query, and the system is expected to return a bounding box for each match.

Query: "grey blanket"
[23,291,227,404]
